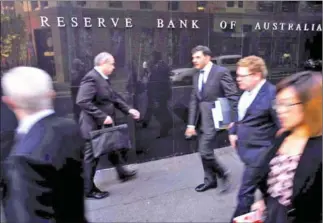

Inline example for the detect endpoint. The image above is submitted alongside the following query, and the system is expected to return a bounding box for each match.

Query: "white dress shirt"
[94,66,108,80]
[16,109,55,134]
[188,62,213,129]
[198,61,213,92]
[238,79,266,121]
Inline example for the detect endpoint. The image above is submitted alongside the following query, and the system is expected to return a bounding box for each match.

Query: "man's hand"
[185,127,197,138]
[228,122,234,129]
[229,134,238,149]
[129,109,140,120]
[103,116,113,125]
[251,199,266,220]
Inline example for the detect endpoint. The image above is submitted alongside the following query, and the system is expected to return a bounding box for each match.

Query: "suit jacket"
[0,88,18,199]
[76,69,131,139]
[188,64,239,133]
[2,114,87,223]
[229,81,280,167]
[256,132,322,223]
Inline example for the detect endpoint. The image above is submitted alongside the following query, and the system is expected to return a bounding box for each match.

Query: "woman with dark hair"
[251,71,322,223]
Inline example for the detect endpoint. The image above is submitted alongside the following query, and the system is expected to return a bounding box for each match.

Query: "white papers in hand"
[212,100,223,129]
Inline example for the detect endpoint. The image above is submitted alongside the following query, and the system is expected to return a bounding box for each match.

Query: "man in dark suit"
[0,86,18,200]
[185,45,239,192]
[76,52,140,200]
[229,56,280,218]
[1,66,86,222]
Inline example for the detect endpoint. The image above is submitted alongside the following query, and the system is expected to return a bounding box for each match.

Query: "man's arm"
[220,70,239,123]
[188,78,199,127]
[76,76,107,123]
[3,156,57,223]
[112,91,132,115]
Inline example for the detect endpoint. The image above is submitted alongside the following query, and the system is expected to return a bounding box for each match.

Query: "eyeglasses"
[236,73,253,78]
[272,101,302,110]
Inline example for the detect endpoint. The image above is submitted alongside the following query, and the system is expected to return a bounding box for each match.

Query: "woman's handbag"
[89,124,132,158]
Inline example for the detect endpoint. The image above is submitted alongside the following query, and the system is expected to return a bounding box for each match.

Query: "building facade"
[1,1,322,168]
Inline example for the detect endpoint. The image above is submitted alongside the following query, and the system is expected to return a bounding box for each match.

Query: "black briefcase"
[89,124,132,158]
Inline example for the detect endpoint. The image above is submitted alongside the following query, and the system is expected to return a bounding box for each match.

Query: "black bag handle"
[102,122,115,129]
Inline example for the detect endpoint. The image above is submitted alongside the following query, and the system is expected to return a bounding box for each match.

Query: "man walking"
[185,45,239,192]
[1,67,86,222]
[77,52,140,199]
[229,56,280,218]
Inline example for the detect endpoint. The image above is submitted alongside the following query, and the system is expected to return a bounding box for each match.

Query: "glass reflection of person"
[70,58,85,122]
[251,71,322,223]
[142,51,173,138]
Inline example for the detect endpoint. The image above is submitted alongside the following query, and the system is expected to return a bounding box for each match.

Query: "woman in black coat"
[252,71,322,223]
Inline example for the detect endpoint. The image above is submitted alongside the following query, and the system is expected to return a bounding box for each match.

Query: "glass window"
[2,1,15,8]
[238,1,244,8]
[282,1,298,12]
[196,1,207,12]
[227,1,235,7]
[40,1,49,8]
[109,1,123,8]
[257,2,274,12]
[30,1,39,10]
[168,1,179,11]
[140,1,153,10]
[76,1,86,7]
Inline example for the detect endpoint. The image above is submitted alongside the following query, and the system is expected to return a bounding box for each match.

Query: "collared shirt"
[238,79,266,121]
[188,62,213,129]
[16,109,55,134]
[94,66,108,80]
[198,61,213,91]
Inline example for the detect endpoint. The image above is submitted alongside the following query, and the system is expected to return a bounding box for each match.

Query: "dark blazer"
[256,132,322,223]
[0,89,18,199]
[188,64,239,131]
[229,81,280,167]
[76,69,131,139]
[2,114,87,223]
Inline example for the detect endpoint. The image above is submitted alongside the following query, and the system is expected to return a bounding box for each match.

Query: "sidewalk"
[86,147,244,222]
[1,147,246,223]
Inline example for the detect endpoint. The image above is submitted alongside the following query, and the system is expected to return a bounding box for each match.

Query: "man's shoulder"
[46,116,82,137]
[264,81,276,96]
[82,69,98,81]
[211,64,230,76]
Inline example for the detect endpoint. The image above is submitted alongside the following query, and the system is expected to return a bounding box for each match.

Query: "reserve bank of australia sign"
[40,16,322,32]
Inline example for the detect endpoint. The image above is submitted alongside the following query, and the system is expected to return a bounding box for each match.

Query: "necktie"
[199,70,205,97]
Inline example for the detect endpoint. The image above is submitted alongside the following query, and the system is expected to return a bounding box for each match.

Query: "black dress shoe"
[86,190,110,199]
[195,183,217,192]
[119,170,137,182]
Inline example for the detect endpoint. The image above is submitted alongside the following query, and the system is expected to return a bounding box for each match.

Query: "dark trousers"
[232,166,258,218]
[83,141,127,194]
[198,132,226,185]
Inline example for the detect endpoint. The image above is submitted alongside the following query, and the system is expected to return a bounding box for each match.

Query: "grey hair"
[1,66,54,113]
[94,52,113,66]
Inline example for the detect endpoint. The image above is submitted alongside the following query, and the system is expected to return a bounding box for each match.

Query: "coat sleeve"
[76,76,107,124]
[188,76,199,126]
[112,91,132,115]
[220,69,239,123]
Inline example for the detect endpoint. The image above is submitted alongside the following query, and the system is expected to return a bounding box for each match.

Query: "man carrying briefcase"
[77,52,140,200]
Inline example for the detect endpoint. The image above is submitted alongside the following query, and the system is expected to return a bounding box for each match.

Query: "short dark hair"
[191,45,212,56]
